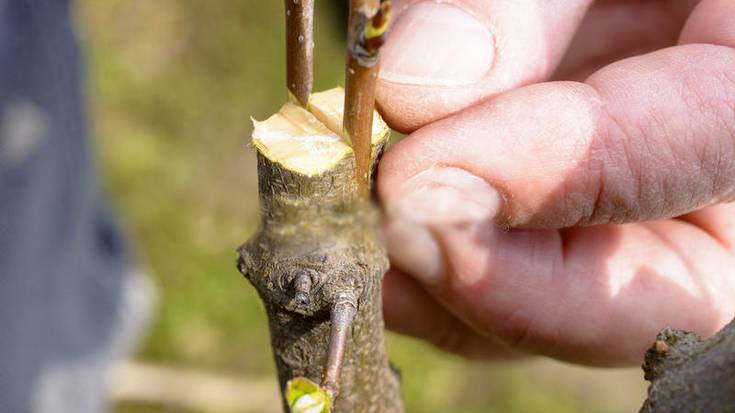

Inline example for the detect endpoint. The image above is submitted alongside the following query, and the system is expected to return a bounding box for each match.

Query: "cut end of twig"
[251,88,389,178]
[361,0,392,60]
[355,0,381,19]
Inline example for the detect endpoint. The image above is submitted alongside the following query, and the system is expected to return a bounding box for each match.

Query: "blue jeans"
[0,1,148,411]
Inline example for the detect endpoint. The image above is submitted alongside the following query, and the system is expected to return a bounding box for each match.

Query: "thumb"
[376,0,593,132]
[377,45,735,365]
[379,44,735,231]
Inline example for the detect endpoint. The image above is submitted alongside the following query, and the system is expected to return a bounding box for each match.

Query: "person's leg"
[0,1,152,412]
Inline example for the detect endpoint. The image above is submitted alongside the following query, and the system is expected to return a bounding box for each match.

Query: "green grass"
[75,1,646,412]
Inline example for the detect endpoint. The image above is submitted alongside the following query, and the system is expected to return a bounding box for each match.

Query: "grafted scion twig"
[344,0,393,194]
[285,0,314,107]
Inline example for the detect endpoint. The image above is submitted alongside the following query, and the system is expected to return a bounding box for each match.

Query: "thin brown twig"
[285,0,314,107]
[343,0,392,194]
[321,292,358,399]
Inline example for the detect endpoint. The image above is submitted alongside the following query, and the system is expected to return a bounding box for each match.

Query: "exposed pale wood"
[252,88,388,177]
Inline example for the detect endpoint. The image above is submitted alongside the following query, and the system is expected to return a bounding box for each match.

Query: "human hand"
[376,0,735,366]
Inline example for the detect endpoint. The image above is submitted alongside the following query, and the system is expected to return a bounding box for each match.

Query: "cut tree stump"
[238,87,403,413]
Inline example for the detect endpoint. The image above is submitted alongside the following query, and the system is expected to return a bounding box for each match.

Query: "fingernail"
[385,167,502,285]
[379,2,494,87]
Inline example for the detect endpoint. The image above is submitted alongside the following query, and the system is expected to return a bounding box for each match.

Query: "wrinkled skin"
[377,0,735,366]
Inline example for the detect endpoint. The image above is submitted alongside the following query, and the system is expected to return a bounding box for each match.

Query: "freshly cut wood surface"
[309,87,386,142]
[252,87,389,177]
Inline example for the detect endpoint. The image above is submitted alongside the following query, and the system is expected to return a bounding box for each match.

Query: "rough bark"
[246,3,396,406]
[640,317,735,413]
[237,138,402,412]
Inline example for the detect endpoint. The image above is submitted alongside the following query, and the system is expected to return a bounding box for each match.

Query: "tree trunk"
[238,88,403,412]
[640,317,735,412]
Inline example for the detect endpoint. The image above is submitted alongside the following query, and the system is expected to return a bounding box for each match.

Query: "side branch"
[285,0,314,107]
[344,0,392,193]
[321,292,358,398]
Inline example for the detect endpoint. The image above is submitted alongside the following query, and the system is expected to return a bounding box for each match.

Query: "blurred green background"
[74,1,647,412]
